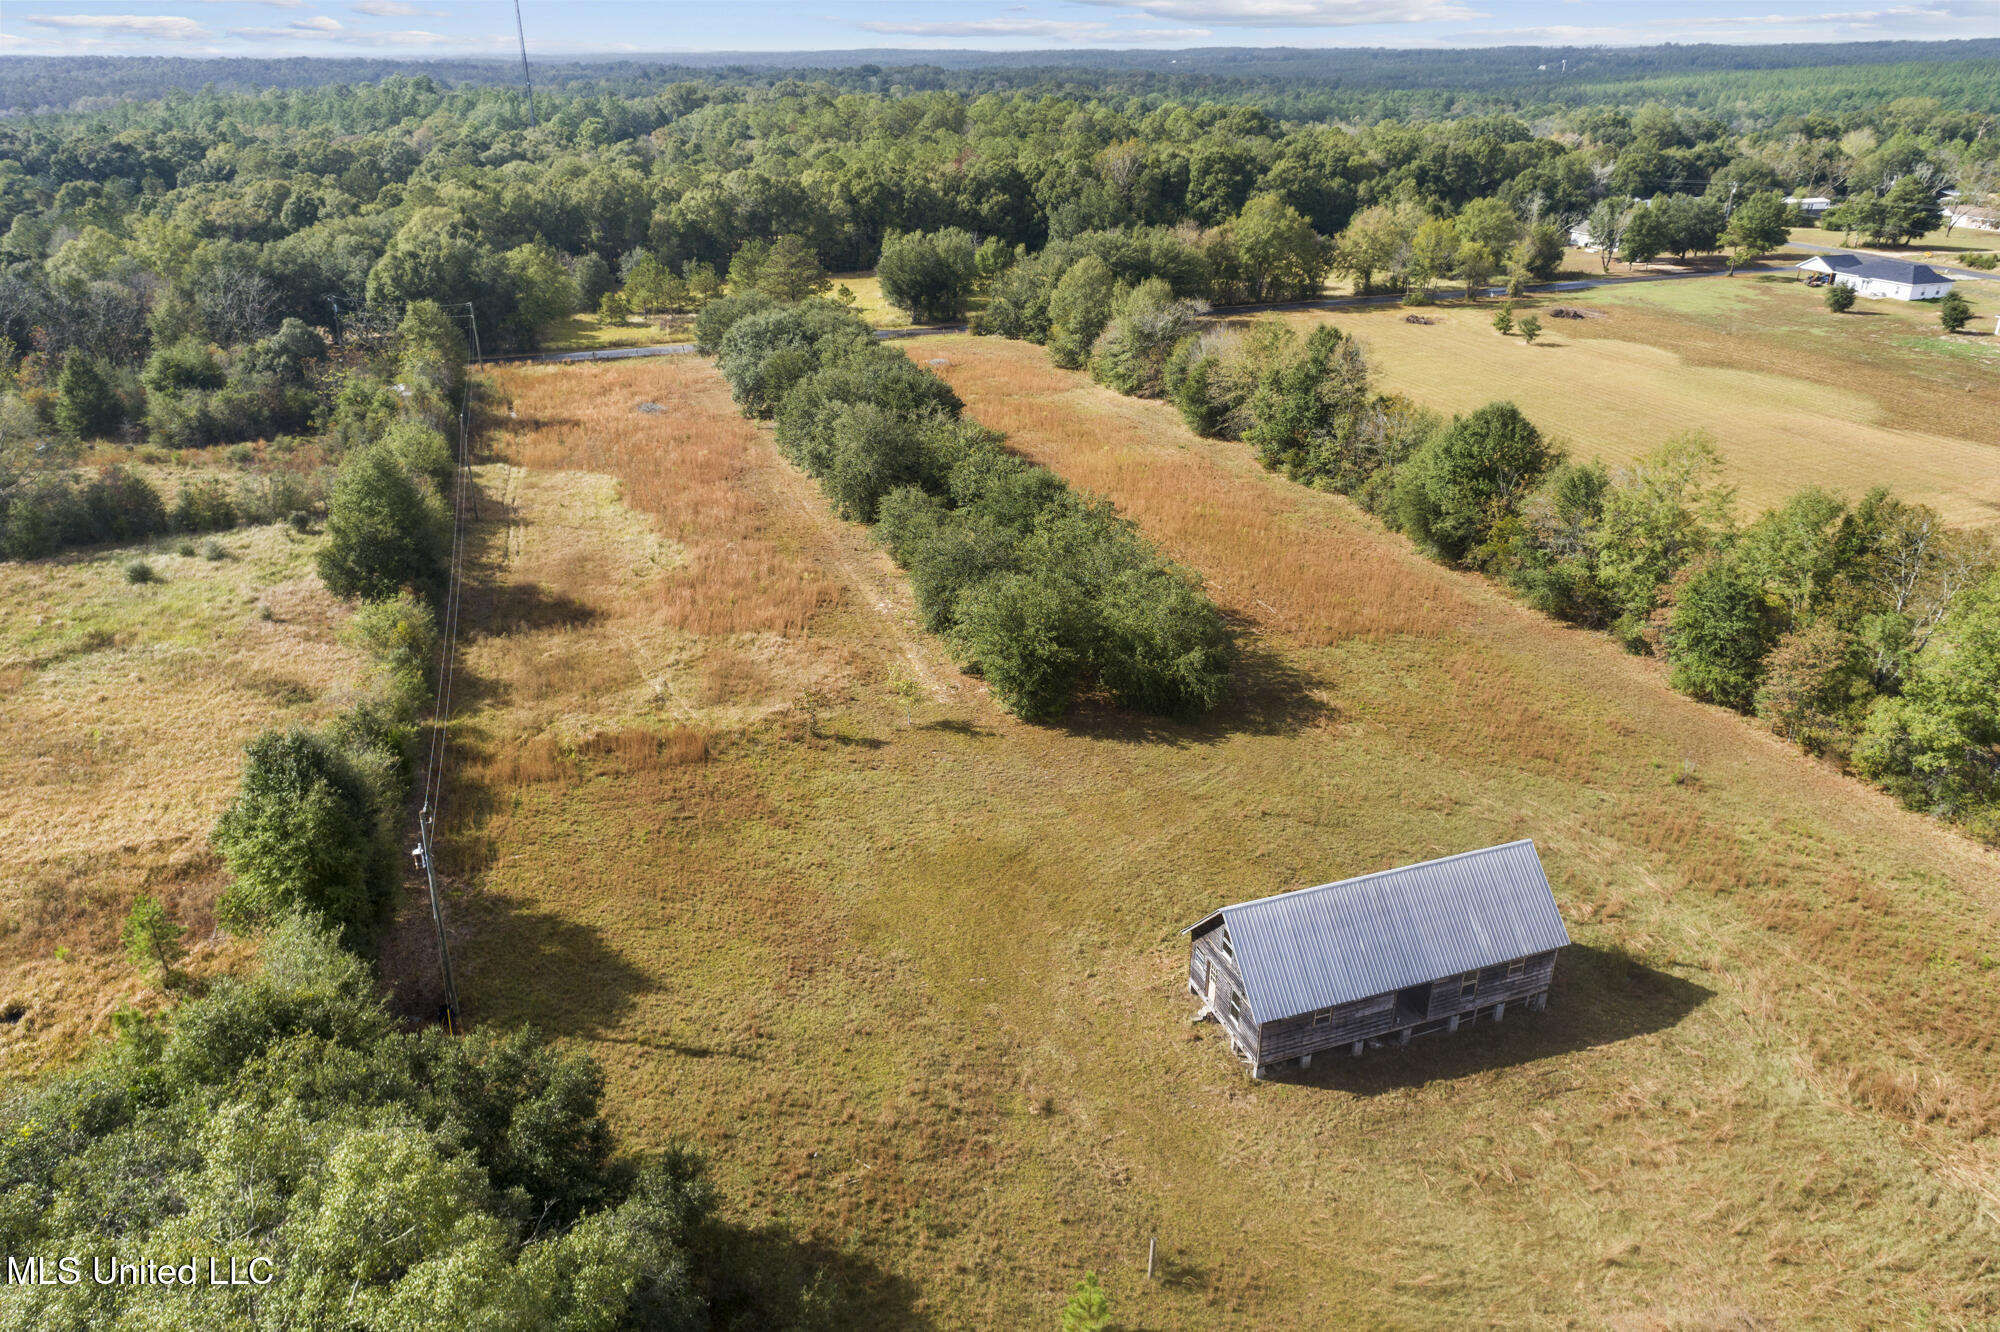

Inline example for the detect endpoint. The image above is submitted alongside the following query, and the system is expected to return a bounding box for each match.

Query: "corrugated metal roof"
[1184,841,1571,1023]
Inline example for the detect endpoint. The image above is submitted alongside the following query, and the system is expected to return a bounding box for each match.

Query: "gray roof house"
[1183,840,1570,1077]
[1796,253,1954,300]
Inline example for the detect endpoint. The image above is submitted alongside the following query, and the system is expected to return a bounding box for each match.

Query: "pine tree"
[54,353,120,440]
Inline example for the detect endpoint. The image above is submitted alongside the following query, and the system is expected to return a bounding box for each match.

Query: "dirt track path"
[746,423,974,710]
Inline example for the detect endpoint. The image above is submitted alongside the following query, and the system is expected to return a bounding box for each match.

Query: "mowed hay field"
[0,524,361,1074]
[454,349,2000,1329]
[1284,273,2000,528]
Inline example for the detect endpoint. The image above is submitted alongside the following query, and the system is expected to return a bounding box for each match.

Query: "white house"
[1784,195,1833,218]
[1795,254,1955,301]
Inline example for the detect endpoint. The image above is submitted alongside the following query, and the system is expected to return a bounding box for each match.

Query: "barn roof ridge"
[1185,840,1572,1023]
[1196,838,1540,923]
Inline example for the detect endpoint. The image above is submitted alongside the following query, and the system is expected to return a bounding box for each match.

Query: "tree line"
[3,66,1990,468]
[993,294,1999,838]
[28,303,845,1330]
[699,291,1233,722]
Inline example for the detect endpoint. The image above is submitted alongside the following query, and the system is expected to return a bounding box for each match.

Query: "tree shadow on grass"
[1056,636,1332,749]
[1264,941,1713,1096]
[385,889,656,1041]
[705,1221,933,1331]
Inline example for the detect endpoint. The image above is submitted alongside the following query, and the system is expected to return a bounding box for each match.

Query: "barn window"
[1217,929,1235,958]
[1507,959,1526,979]
[1192,955,1208,986]
[1459,973,1477,998]
[1312,1011,1332,1027]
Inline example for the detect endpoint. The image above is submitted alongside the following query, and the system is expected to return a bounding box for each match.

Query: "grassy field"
[1282,273,2000,528]
[1789,225,1999,259]
[444,349,2000,1329]
[540,311,694,352]
[0,520,361,1075]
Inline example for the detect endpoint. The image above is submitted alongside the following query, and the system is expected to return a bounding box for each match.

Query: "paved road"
[489,244,1990,367]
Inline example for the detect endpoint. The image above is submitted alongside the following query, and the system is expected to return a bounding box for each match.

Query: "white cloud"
[229,22,453,44]
[291,15,344,32]
[351,0,439,15]
[26,14,211,39]
[1461,0,1994,45]
[1076,0,1481,25]
[855,18,1211,41]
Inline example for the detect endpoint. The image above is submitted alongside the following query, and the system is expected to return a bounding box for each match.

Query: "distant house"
[1784,196,1833,218]
[1183,841,1570,1079]
[1795,253,1954,301]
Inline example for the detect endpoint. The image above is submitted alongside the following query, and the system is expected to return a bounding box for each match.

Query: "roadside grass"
[445,347,2000,1328]
[829,273,913,330]
[1789,224,1999,258]
[1276,276,2000,528]
[0,522,359,1073]
[540,311,692,353]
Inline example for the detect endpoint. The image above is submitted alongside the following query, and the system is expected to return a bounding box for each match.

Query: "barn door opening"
[1395,982,1432,1023]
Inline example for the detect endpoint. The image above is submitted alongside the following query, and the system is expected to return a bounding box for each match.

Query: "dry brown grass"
[927,338,1461,644]
[0,522,358,1072]
[441,352,2000,1329]
[489,360,836,636]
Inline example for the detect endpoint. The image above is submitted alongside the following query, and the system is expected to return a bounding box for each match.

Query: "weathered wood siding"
[1188,924,1260,1063]
[1243,950,1560,1067]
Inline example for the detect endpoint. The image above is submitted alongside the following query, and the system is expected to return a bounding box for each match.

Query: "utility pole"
[514,0,537,129]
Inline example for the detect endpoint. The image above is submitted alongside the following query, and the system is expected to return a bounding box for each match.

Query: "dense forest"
[5,41,1998,120]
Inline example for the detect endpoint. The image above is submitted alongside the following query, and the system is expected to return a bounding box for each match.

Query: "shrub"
[170,475,237,532]
[714,301,871,418]
[1091,565,1233,717]
[1825,282,1856,313]
[1517,313,1543,344]
[210,726,400,944]
[1090,279,1207,398]
[1938,290,1972,333]
[1393,401,1558,564]
[1663,553,1777,711]
[121,893,185,988]
[316,443,450,603]
[343,589,439,721]
[1492,306,1515,335]
[692,288,776,355]
[200,538,226,560]
[957,571,1091,722]
[122,558,156,583]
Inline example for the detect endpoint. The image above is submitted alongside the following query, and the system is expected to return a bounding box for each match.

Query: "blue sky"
[1,1,1993,57]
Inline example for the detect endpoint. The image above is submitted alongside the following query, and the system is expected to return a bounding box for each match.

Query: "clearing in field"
[446,345,2000,1328]
[1282,273,2000,528]
[0,522,362,1074]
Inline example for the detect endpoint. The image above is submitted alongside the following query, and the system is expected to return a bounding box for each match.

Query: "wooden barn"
[1183,840,1570,1078]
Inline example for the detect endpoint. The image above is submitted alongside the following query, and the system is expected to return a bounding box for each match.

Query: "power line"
[415,301,480,1033]
[513,0,537,130]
